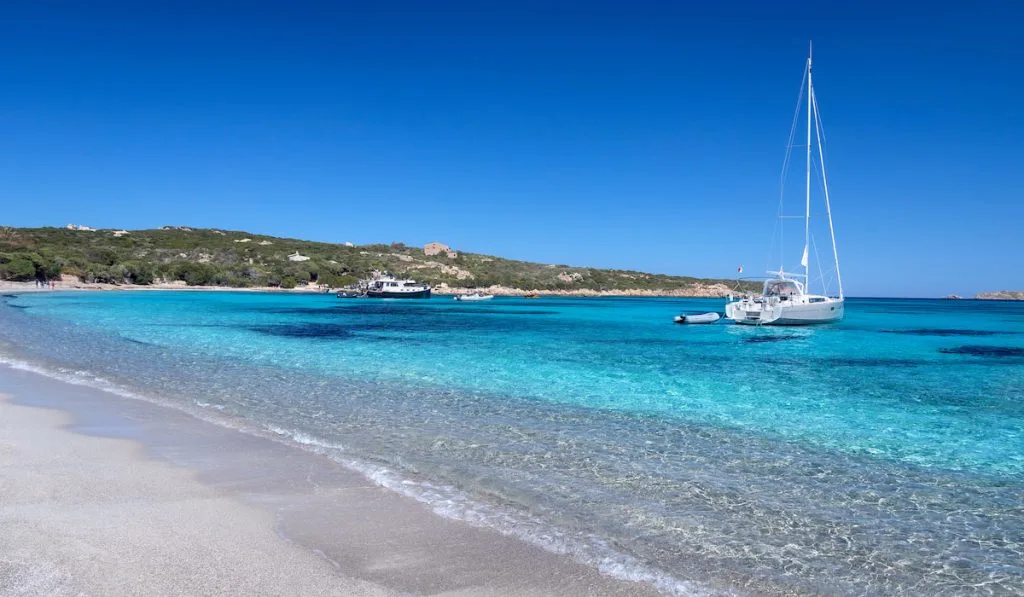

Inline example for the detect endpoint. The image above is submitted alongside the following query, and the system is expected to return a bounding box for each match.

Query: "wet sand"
[0,366,667,597]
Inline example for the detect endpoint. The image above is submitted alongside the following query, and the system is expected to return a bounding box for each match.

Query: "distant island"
[0,225,757,297]
[975,291,1024,301]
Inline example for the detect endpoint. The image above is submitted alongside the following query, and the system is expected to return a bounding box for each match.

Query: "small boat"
[524,293,539,299]
[454,292,494,302]
[336,289,363,298]
[674,312,721,324]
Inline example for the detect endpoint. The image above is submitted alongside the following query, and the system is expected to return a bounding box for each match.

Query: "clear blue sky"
[1,1,1021,297]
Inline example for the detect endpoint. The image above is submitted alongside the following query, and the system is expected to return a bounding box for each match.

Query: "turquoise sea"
[1,292,1022,595]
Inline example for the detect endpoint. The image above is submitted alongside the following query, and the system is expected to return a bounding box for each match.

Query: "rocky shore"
[975,291,1024,300]
[2,279,737,298]
[435,282,737,298]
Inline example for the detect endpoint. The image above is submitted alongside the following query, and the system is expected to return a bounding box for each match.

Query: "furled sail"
[800,244,809,268]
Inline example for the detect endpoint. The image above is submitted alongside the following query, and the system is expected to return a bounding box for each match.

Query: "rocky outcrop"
[434,283,735,298]
[410,261,474,280]
[976,291,1024,301]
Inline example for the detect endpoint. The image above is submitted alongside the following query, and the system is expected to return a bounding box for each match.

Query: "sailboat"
[725,44,844,326]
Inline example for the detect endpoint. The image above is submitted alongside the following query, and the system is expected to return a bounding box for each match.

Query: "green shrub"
[88,248,119,266]
[84,267,121,284]
[174,262,215,286]
[124,262,155,285]
[0,253,36,281]
[319,273,358,288]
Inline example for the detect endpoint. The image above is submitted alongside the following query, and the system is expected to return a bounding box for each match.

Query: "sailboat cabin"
[763,279,804,298]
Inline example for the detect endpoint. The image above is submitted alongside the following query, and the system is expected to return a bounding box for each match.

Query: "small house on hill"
[288,251,310,262]
[425,241,458,259]
[424,242,449,256]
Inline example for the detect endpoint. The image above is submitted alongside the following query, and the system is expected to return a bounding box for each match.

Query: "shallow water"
[2,292,1022,595]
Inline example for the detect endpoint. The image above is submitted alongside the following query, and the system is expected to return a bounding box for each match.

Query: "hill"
[0,225,757,295]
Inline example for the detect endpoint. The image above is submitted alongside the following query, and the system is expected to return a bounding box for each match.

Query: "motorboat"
[365,274,431,299]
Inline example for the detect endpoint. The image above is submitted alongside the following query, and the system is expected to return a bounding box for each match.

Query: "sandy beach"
[0,279,330,294]
[0,366,664,597]
[0,396,391,596]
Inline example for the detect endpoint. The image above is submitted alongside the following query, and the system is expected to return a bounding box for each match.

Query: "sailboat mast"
[803,42,812,289]
[812,89,844,299]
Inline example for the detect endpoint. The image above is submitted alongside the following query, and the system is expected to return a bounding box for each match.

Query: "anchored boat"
[365,274,432,299]
[725,44,844,326]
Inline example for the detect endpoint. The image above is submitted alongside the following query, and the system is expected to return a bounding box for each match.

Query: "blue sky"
[1,1,1021,297]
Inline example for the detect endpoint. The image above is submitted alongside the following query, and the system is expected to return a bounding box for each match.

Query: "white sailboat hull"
[725,297,844,326]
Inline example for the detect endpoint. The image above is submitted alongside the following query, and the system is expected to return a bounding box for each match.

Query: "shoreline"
[7,280,1019,300]
[0,280,328,294]
[434,284,737,298]
[0,279,739,298]
[0,363,671,597]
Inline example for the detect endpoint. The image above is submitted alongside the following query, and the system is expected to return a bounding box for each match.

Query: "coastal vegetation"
[0,225,757,293]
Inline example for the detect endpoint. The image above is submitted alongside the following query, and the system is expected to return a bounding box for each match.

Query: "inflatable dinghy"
[454,293,494,301]
[673,312,721,324]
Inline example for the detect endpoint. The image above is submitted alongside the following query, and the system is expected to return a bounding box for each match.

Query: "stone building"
[424,241,449,256]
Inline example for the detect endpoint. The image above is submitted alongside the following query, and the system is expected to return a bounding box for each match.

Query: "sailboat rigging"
[725,44,845,325]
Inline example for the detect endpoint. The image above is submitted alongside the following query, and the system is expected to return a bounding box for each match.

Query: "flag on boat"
[800,245,808,268]
[737,265,743,273]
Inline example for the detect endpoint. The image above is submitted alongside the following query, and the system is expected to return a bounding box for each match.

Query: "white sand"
[0,396,395,597]
[0,370,671,597]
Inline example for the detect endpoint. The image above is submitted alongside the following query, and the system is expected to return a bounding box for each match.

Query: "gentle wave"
[0,351,723,597]
[259,419,725,596]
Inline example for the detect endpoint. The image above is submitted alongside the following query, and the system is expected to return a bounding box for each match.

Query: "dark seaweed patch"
[1,294,18,298]
[744,336,800,344]
[254,307,349,316]
[591,337,703,346]
[152,323,234,329]
[882,328,1006,337]
[446,308,557,316]
[249,324,353,339]
[254,305,556,317]
[819,357,926,367]
[938,345,1024,358]
[249,324,432,344]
